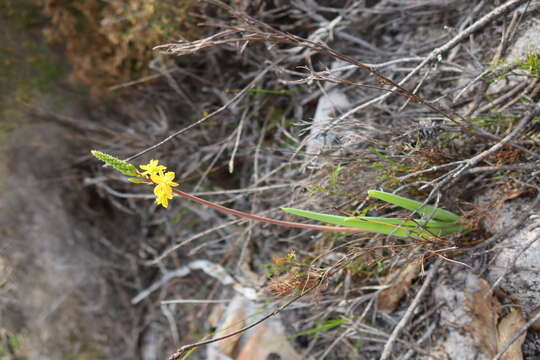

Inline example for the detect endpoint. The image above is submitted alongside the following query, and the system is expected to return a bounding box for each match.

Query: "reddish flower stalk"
[172,188,369,234]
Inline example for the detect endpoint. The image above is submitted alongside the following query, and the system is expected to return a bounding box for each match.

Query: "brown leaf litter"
[377,260,421,312]
[465,276,527,360]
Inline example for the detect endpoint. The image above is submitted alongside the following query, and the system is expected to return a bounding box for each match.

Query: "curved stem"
[172,188,369,234]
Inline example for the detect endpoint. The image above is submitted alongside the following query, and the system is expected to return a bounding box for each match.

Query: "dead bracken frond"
[41,0,201,97]
[267,269,324,297]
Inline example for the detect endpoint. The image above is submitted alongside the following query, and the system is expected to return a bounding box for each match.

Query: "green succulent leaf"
[282,207,428,239]
[282,190,467,239]
[367,190,461,223]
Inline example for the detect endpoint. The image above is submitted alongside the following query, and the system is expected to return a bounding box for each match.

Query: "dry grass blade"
[379,259,441,360]
[123,55,285,162]
[154,0,540,164]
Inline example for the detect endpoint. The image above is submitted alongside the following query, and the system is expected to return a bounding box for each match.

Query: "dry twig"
[379,259,441,360]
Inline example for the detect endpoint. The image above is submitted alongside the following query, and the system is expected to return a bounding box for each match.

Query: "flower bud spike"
[91,150,139,177]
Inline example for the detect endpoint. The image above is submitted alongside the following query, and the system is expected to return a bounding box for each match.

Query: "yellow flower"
[140,160,167,177]
[154,186,173,208]
[151,171,179,208]
[138,160,179,208]
[287,250,296,261]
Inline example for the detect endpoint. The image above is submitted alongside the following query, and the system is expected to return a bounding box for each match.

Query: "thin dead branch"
[379,259,441,360]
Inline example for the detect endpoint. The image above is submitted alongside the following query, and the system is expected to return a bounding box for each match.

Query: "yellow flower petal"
[151,171,179,188]
[154,184,173,198]
[140,160,167,177]
[142,161,179,208]
[155,195,169,208]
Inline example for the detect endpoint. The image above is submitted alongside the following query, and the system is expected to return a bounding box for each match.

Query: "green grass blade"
[282,208,354,227]
[346,217,447,228]
[436,224,469,236]
[341,217,442,238]
[282,208,428,238]
[362,217,464,230]
[369,147,409,171]
[345,217,467,234]
[282,207,467,238]
[367,190,461,223]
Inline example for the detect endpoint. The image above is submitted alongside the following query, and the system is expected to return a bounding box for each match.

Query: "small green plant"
[369,147,411,187]
[346,259,387,277]
[471,114,513,128]
[92,151,468,239]
[92,151,369,232]
[283,190,467,240]
[487,50,540,83]
[307,163,346,196]
[517,51,540,77]
[0,333,24,359]
[329,163,344,190]
[264,250,298,277]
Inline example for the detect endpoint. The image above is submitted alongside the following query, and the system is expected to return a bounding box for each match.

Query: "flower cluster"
[140,160,179,208]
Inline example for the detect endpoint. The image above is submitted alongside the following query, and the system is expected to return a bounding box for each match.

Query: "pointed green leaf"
[282,208,352,227]
[282,208,427,238]
[368,190,461,223]
[345,216,440,227]
[282,207,467,239]
[346,217,467,232]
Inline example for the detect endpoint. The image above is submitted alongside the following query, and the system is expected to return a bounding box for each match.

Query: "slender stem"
[171,188,369,234]
[167,283,319,360]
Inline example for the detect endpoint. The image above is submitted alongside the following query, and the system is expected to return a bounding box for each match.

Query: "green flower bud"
[91,150,138,176]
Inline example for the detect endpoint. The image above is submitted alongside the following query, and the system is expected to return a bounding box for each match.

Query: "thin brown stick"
[152,0,539,161]
[338,0,529,120]
[450,107,540,179]
[475,81,529,114]
[465,162,540,174]
[166,282,320,360]
[379,259,441,360]
[123,55,285,162]
[212,0,538,160]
